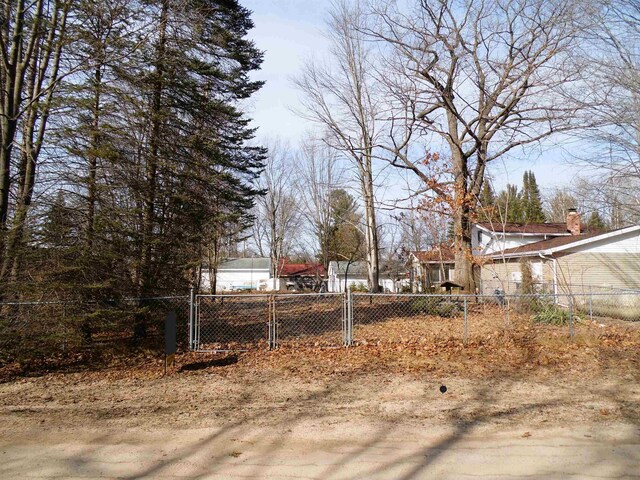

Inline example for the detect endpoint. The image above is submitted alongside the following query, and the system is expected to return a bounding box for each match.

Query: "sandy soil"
[1,362,640,478]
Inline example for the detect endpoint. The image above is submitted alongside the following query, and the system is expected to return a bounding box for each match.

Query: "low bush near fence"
[0,297,189,369]
[532,305,571,326]
[411,298,461,318]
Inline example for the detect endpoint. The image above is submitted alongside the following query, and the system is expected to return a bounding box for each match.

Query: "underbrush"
[532,305,571,326]
[411,298,461,318]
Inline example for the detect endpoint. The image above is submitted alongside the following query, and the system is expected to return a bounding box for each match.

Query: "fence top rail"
[196,294,271,299]
[0,295,189,306]
[351,292,640,298]
[196,292,343,298]
[270,292,343,297]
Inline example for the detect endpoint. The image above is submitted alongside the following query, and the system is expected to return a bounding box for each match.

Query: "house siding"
[201,268,270,292]
[555,253,640,292]
[480,259,551,294]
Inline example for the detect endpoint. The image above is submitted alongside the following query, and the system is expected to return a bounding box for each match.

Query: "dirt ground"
[1,313,640,479]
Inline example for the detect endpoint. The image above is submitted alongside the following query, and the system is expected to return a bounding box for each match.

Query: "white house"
[327,261,403,293]
[471,220,574,256]
[200,257,271,292]
[475,208,640,297]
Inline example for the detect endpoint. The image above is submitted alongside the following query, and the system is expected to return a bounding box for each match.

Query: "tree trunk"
[361,161,380,293]
[139,0,168,299]
[450,145,476,293]
[135,0,168,339]
[86,63,103,252]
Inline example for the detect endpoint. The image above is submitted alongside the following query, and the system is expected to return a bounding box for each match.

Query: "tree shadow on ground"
[178,354,238,371]
[28,369,637,480]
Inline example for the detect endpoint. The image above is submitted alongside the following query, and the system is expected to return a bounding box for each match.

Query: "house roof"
[217,258,270,270]
[328,261,408,279]
[329,261,368,276]
[278,262,325,277]
[476,222,572,235]
[412,246,455,263]
[488,225,640,259]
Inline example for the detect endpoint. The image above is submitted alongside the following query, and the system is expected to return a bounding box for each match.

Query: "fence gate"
[190,293,350,351]
[192,294,270,351]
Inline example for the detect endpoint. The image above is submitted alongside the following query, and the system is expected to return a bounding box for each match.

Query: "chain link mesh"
[351,292,640,345]
[0,296,190,364]
[274,293,345,347]
[3,290,639,362]
[195,295,270,350]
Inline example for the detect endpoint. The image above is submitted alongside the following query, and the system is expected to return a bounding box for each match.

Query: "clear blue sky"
[242,0,581,196]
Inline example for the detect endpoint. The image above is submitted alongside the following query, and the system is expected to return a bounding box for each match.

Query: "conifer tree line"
[478,172,623,231]
[478,171,546,224]
[0,0,265,301]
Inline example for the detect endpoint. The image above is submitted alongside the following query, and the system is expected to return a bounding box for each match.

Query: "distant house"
[327,261,404,293]
[478,212,640,295]
[278,262,325,291]
[471,220,574,257]
[200,257,270,292]
[407,246,456,292]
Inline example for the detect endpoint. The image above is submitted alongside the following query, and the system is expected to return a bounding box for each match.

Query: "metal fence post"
[589,286,593,322]
[268,294,278,350]
[268,294,274,350]
[568,295,574,339]
[189,287,195,350]
[347,290,353,346]
[342,292,347,346]
[463,296,468,345]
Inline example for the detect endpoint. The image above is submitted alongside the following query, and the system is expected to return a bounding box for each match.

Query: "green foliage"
[532,305,571,326]
[522,171,545,222]
[323,189,365,262]
[478,181,497,222]
[349,282,368,292]
[587,211,607,230]
[489,171,545,223]
[496,184,523,222]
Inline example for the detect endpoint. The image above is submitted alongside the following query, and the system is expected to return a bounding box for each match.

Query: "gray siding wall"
[556,252,640,291]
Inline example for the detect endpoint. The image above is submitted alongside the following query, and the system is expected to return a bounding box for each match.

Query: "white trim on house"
[475,224,572,237]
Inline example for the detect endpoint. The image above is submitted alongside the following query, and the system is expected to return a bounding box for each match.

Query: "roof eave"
[546,225,640,254]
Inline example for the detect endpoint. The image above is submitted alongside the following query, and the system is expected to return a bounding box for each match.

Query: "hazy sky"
[242,0,582,196]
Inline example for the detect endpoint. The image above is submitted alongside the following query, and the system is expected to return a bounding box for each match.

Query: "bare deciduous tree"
[364,0,589,291]
[253,140,302,278]
[294,0,381,292]
[575,0,640,222]
[0,0,73,285]
[295,138,344,271]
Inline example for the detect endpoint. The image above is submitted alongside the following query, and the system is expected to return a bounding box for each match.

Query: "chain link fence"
[272,293,346,347]
[193,293,347,351]
[3,289,639,365]
[194,294,270,351]
[0,296,190,365]
[192,290,640,350]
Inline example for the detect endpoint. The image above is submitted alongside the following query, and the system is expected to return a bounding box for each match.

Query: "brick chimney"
[567,208,581,235]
